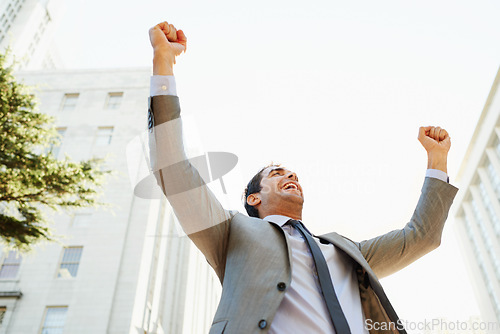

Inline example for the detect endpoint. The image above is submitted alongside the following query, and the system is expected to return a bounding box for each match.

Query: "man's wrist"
[427,153,448,174]
[153,50,175,75]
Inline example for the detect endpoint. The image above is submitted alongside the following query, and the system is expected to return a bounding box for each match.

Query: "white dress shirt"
[150,74,450,333]
[264,214,369,334]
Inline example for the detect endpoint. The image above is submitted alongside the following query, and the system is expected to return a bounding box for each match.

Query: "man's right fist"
[149,21,187,58]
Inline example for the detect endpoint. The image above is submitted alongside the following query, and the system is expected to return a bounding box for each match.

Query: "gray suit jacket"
[148,95,459,334]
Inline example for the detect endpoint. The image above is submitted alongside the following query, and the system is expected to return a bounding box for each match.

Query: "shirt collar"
[263,214,297,227]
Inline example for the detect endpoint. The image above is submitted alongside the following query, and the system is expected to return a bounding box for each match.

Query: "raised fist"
[418,126,451,155]
[149,21,187,59]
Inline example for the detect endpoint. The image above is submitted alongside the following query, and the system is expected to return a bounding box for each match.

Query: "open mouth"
[282,182,299,192]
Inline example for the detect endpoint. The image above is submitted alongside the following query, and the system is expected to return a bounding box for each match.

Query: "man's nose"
[286,172,298,181]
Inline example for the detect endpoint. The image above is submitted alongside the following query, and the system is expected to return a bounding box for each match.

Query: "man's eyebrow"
[267,167,285,176]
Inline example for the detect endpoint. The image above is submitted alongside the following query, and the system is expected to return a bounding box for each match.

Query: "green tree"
[0,53,110,251]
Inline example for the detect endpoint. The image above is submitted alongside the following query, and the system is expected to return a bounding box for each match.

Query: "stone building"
[0,68,221,333]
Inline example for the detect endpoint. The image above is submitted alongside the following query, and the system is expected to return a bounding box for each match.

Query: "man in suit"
[147,21,458,333]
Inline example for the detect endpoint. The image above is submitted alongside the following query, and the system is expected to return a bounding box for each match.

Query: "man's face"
[248,166,304,217]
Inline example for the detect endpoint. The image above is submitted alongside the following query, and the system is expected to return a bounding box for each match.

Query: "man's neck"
[260,211,301,221]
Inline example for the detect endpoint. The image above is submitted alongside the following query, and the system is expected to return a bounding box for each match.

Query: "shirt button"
[277,282,286,291]
[258,319,267,329]
[161,85,167,90]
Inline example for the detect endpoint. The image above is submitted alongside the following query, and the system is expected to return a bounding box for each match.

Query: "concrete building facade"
[0,68,221,333]
[453,67,500,334]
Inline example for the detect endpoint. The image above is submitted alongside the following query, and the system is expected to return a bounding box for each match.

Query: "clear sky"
[55,0,500,325]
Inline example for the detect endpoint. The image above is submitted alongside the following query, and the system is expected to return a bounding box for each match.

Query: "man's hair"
[243,163,281,218]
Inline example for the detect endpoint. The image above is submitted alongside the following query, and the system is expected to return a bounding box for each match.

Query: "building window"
[0,307,6,325]
[50,127,66,158]
[471,198,500,281]
[495,137,500,161]
[487,162,500,200]
[41,306,68,334]
[106,92,123,109]
[57,247,83,278]
[61,93,79,111]
[95,127,113,146]
[0,251,22,279]
[479,182,500,237]
[1,0,23,32]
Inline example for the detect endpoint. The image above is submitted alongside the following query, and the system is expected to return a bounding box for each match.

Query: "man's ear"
[247,193,261,207]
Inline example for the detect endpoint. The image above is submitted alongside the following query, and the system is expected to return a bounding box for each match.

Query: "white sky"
[55,0,500,326]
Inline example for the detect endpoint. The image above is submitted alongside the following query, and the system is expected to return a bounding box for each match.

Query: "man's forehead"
[264,166,291,175]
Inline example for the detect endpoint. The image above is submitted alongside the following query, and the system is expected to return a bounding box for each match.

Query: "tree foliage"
[0,53,110,251]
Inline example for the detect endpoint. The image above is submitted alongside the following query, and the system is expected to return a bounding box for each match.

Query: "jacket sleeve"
[148,95,233,276]
[359,177,458,279]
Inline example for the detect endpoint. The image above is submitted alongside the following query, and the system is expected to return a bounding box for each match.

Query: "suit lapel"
[317,232,375,275]
[318,232,407,334]
[265,219,294,273]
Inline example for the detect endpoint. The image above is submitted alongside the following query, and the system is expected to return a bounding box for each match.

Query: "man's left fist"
[418,126,451,154]
[418,126,451,173]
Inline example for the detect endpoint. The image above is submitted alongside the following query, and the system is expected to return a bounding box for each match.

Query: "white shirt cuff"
[150,75,177,96]
[426,169,449,183]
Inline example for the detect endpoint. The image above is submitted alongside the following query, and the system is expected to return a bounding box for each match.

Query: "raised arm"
[359,126,458,278]
[148,22,233,278]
